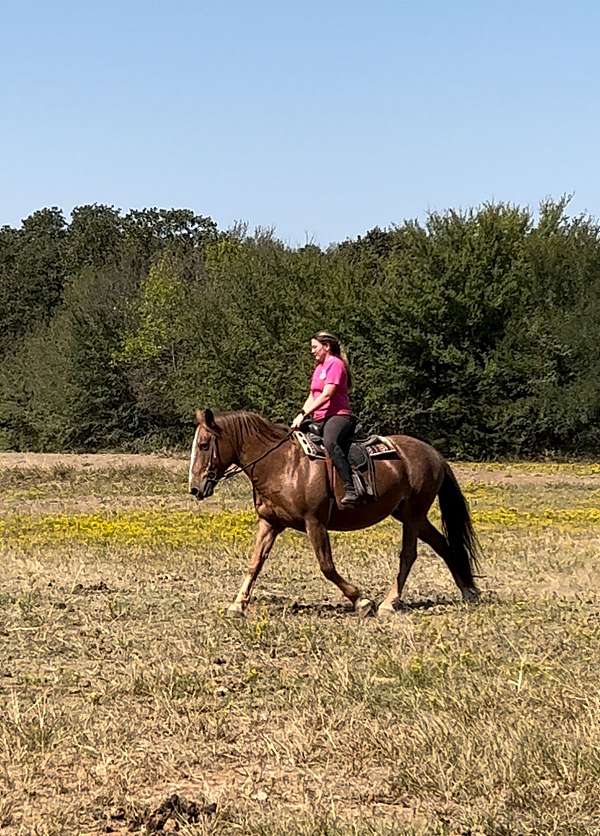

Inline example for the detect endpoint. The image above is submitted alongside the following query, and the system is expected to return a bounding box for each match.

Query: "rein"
[209,428,296,485]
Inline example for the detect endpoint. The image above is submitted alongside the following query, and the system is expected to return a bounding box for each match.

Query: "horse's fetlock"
[355,597,374,617]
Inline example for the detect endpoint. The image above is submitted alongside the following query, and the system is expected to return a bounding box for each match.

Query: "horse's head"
[189,408,229,500]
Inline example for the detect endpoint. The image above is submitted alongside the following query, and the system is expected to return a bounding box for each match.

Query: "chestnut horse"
[189,409,481,617]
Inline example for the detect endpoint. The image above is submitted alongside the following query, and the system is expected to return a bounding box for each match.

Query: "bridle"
[195,427,296,489]
[204,433,220,483]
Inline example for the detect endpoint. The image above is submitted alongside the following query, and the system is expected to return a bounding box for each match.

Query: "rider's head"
[311,331,352,388]
[312,331,341,356]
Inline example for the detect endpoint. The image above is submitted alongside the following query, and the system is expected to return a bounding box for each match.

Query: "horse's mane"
[215,410,290,449]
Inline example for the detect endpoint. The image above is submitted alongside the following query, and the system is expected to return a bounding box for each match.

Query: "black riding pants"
[322,414,356,489]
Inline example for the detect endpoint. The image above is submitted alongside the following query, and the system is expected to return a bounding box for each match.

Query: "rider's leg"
[323,415,358,505]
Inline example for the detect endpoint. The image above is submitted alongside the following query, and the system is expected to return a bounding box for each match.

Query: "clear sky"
[2,1,599,246]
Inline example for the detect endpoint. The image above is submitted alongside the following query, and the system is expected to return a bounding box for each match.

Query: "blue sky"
[2,1,599,246]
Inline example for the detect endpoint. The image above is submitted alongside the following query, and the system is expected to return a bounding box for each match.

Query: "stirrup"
[340,488,359,506]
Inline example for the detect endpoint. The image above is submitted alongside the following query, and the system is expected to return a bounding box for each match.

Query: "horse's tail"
[438,461,481,589]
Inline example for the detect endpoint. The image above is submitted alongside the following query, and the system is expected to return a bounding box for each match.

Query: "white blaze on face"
[189,425,200,490]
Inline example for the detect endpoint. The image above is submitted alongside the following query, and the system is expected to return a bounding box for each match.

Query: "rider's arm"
[292,384,337,428]
[302,383,337,417]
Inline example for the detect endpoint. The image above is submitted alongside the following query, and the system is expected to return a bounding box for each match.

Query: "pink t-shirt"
[310,355,351,420]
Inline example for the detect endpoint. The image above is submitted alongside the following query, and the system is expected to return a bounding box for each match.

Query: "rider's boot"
[340,483,359,506]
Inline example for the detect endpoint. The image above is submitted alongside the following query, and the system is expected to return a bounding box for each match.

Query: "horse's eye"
[199,442,210,450]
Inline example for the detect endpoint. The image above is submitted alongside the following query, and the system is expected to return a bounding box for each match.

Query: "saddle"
[293,423,399,501]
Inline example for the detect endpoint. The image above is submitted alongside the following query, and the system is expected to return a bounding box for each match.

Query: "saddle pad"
[293,431,326,458]
[293,431,398,462]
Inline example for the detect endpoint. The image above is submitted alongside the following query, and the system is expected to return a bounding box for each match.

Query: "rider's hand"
[291,412,305,429]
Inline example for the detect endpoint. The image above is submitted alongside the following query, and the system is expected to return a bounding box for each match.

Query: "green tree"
[0,208,67,355]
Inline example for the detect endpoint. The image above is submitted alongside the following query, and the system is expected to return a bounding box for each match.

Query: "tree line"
[1,198,599,458]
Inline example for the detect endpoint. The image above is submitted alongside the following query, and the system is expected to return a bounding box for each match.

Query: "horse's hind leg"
[228,518,281,617]
[305,518,373,617]
[419,518,479,602]
[378,519,418,616]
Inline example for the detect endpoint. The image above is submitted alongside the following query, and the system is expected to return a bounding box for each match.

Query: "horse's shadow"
[257,592,479,617]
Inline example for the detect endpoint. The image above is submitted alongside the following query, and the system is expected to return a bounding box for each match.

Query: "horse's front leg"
[228,518,281,617]
[305,518,373,617]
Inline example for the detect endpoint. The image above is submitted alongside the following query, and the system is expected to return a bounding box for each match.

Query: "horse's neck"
[237,427,278,466]
[230,417,293,489]
[240,438,293,500]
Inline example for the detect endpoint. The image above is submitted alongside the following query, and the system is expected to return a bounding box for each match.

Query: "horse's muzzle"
[190,478,215,500]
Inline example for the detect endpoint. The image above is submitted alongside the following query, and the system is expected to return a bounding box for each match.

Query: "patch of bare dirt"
[1,452,599,487]
[0,452,186,472]
[98,794,216,834]
[124,793,216,833]
[456,464,600,487]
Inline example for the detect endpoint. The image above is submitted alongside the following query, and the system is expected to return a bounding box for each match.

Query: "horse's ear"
[196,408,218,431]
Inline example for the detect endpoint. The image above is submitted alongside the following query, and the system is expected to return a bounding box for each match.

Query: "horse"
[189,409,481,617]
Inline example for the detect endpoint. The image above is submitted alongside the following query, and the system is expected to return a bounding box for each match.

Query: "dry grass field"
[1,453,600,834]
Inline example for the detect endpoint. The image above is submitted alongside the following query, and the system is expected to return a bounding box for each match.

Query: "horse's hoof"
[462,588,480,603]
[226,604,246,618]
[377,603,396,618]
[354,597,373,617]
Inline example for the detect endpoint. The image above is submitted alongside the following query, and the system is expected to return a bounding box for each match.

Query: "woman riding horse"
[189,409,481,618]
[291,331,358,507]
